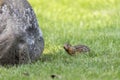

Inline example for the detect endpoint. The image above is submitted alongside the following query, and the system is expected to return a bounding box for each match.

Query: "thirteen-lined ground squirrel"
[63,43,90,55]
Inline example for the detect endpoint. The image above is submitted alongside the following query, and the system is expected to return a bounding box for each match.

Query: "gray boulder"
[0,0,44,65]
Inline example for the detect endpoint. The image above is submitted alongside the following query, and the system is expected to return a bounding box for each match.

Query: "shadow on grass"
[0,48,98,68]
[39,49,98,63]
[39,53,58,62]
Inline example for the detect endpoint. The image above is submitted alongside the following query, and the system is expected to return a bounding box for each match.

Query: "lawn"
[0,0,120,80]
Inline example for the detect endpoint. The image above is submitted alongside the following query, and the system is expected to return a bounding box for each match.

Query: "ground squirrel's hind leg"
[18,43,31,64]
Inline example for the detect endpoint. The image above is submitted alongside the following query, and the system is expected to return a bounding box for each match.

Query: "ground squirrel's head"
[63,43,76,55]
[63,43,71,50]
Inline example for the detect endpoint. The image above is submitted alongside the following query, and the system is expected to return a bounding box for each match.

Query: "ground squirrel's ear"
[63,43,68,49]
[63,44,67,48]
[64,43,72,49]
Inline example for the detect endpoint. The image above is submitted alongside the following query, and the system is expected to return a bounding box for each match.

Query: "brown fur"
[63,43,90,55]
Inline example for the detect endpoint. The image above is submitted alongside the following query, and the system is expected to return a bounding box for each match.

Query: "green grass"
[0,0,120,80]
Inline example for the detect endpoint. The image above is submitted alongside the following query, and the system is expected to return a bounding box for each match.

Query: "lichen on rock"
[0,0,44,65]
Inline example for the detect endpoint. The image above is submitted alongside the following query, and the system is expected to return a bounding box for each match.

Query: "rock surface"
[0,0,44,65]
